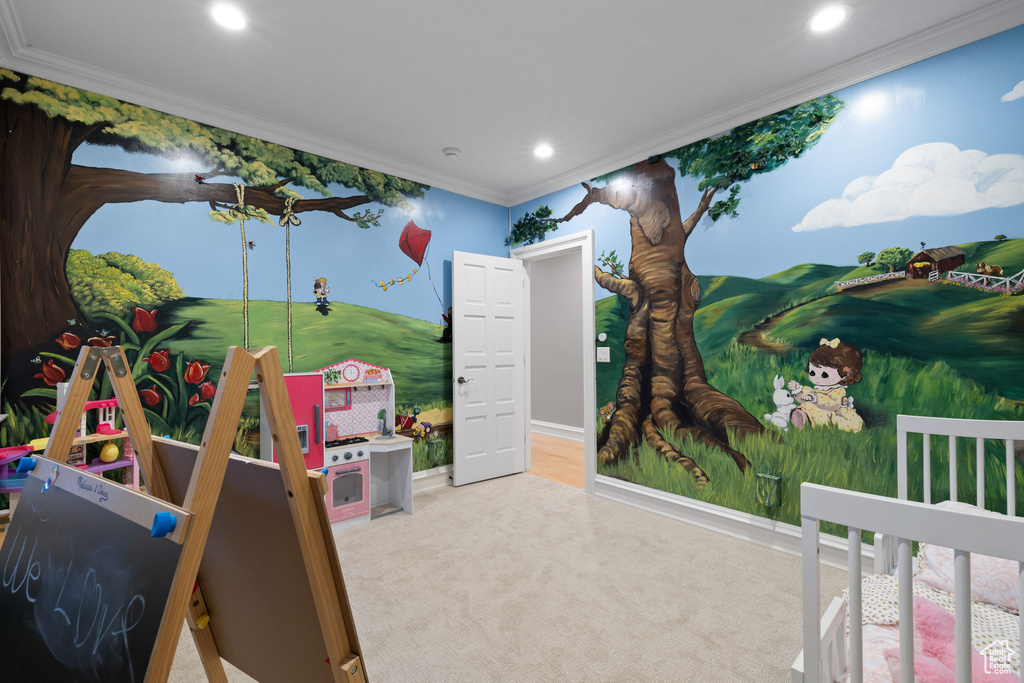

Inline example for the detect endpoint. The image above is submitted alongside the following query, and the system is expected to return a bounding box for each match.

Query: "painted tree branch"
[594,266,640,308]
[63,166,374,220]
[682,187,717,236]
[554,182,598,223]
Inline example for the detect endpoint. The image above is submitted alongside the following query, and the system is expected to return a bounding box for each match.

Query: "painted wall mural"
[0,68,507,473]
[512,26,1024,524]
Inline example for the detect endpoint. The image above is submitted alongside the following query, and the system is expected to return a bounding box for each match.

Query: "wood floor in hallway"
[527,432,584,489]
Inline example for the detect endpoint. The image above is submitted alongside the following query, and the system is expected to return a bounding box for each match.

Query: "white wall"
[529,252,584,429]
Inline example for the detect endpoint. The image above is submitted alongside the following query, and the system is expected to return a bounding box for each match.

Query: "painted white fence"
[945,267,1024,295]
[833,271,906,291]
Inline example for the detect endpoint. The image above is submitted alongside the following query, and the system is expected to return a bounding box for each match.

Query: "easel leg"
[136,347,255,683]
[253,347,366,683]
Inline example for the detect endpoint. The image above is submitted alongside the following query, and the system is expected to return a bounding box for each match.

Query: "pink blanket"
[884,596,1018,682]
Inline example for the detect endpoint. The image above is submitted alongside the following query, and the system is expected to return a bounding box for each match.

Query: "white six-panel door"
[452,251,526,486]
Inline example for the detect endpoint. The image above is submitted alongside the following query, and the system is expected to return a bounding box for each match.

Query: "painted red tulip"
[142,349,171,373]
[55,332,81,350]
[131,308,158,333]
[199,381,216,400]
[34,359,66,386]
[188,393,201,406]
[140,385,162,406]
[88,335,115,347]
[184,361,211,384]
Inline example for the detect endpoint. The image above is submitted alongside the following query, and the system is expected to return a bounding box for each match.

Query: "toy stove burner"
[325,436,369,448]
[325,436,371,466]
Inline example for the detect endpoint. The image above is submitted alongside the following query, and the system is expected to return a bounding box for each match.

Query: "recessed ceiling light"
[533,144,554,159]
[443,147,462,158]
[210,3,248,31]
[807,4,850,33]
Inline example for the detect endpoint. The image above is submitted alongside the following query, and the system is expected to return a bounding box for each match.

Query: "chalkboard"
[0,463,187,683]
[156,437,362,683]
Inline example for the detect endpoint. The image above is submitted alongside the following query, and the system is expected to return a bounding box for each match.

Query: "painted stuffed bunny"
[764,374,796,431]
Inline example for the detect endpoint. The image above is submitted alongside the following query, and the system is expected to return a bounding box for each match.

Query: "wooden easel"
[40,345,366,683]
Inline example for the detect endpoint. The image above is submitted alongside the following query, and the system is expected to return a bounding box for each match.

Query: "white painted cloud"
[792,142,1024,232]
[397,198,445,222]
[1002,79,1024,102]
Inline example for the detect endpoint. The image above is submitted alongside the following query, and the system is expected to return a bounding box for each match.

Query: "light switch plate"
[597,347,610,363]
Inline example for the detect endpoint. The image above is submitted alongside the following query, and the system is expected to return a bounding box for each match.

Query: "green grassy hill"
[951,238,1024,273]
[596,239,1024,405]
[771,281,1024,399]
[761,263,852,287]
[156,297,451,407]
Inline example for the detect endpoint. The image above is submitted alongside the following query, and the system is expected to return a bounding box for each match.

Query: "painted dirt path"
[737,277,933,354]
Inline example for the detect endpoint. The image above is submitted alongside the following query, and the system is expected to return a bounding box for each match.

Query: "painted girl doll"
[787,337,864,433]
[313,277,330,306]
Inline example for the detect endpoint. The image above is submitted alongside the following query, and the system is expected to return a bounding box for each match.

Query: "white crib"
[793,415,1024,683]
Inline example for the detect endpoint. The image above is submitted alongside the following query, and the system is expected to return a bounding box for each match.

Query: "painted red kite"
[399,221,431,266]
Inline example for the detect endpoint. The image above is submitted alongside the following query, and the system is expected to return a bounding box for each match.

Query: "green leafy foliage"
[66,249,185,318]
[0,70,428,205]
[876,246,914,273]
[598,250,625,278]
[663,94,844,218]
[708,185,741,221]
[507,205,555,246]
[857,251,876,266]
[995,234,1008,241]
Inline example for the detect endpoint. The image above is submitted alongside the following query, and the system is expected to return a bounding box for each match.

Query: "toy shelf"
[73,432,128,445]
[325,380,393,390]
[80,458,133,474]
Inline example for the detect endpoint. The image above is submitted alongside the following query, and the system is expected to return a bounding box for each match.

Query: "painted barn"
[906,246,966,279]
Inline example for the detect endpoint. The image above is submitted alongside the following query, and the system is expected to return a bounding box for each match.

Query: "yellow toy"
[100,442,119,462]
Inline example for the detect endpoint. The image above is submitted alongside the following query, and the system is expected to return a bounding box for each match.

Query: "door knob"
[455,376,472,385]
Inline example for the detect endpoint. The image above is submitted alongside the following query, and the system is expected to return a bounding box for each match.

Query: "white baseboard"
[413,464,453,493]
[594,475,873,573]
[531,420,585,442]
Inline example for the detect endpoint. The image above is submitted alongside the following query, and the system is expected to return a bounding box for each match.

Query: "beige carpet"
[171,474,846,682]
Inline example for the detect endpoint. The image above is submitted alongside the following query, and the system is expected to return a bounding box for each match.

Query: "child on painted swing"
[787,337,865,433]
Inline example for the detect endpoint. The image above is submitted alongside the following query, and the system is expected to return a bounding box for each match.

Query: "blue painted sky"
[513,25,1024,292]
[71,149,508,324]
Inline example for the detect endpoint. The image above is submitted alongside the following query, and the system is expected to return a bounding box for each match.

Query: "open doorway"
[512,230,596,493]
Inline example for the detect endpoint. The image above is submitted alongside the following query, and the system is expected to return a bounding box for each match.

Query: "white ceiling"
[2,0,1023,206]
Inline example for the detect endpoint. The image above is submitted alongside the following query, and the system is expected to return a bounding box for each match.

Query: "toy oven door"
[326,460,370,523]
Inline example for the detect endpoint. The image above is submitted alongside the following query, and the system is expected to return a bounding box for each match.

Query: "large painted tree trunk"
[1,98,374,395]
[0,99,95,366]
[576,160,764,484]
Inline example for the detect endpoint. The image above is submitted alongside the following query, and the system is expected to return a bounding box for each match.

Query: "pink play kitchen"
[259,358,414,528]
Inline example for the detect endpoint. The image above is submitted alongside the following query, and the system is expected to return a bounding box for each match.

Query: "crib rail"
[802,483,1024,683]
[897,415,1024,513]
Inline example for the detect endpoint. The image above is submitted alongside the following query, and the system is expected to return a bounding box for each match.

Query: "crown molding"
[2,1,1023,208]
[506,1,1024,207]
[0,3,507,206]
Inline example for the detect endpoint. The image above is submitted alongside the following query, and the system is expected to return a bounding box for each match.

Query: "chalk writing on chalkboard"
[0,472,183,682]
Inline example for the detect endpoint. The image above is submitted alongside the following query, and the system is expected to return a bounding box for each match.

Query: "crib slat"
[848,527,862,683]
[954,549,971,683]
[949,435,957,503]
[977,437,985,508]
[898,429,908,499]
[897,538,914,683]
[1007,439,1016,517]
[923,433,931,504]
[802,516,821,683]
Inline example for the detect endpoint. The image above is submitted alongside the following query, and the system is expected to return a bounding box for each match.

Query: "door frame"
[511,230,597,494]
